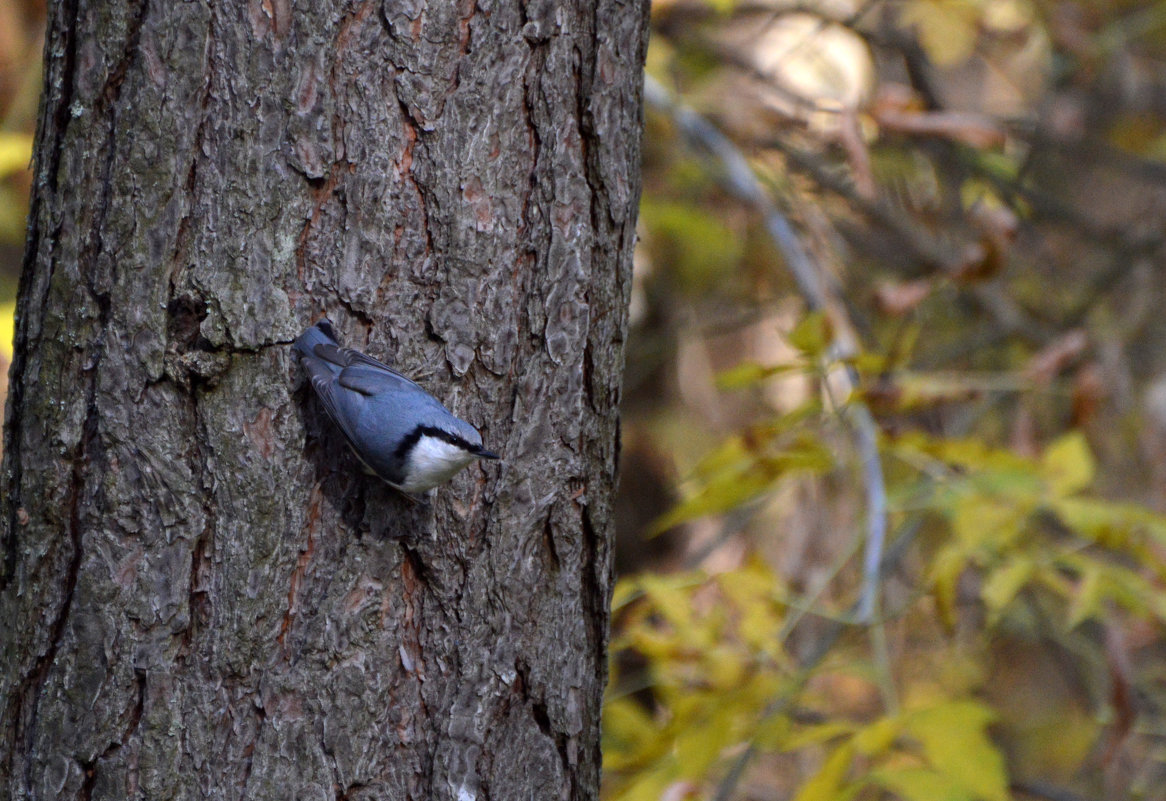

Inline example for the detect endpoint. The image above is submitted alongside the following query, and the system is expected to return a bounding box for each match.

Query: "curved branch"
[644,75,886,622]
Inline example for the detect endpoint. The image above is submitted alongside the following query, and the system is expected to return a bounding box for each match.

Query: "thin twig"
[1011,780,1098,801]
[848,400,887,623]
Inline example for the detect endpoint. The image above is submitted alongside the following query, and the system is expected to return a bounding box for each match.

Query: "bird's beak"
[477,449,501,460]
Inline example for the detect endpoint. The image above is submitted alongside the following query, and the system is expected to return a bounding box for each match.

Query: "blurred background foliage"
[0,0,40,376]
[3,0,1166,799]
[609,0,1166,800]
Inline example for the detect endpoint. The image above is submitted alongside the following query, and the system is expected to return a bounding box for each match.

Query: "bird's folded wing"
[303,360,368,455]
[337,362,427,397]
[309,342,404,374]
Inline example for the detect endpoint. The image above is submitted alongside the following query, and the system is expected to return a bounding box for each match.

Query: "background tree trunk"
[0,1,646,798]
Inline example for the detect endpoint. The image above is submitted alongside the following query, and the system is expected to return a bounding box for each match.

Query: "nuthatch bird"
[295,319,499,494]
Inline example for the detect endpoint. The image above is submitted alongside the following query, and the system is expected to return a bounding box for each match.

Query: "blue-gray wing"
[298,354,383,470]
[296,343,416,482]
[310,343,426,392]
[338,363,456,444]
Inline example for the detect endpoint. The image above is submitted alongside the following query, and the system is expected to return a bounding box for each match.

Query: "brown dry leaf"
[1010,404,1039,458]
[1071,362,1105,427]
[1025,330,1088,385]
[871,82,922,115]
[971,204,1019,245]
[950,241,1000,284]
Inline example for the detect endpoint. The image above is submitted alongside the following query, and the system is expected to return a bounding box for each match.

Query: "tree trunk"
[0,1,647,799]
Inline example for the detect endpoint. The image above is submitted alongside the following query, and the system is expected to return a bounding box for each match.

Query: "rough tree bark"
[0,1,646,799]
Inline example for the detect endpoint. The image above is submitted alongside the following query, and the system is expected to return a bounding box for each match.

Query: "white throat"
[399,433,477,493]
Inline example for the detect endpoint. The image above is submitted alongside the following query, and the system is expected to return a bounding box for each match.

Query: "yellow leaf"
[703,0,738,13]
[648,468,772,534]
[1041,432,1095,497]
[980,556,1033,624]
[905,700,1009,801]
[1054,496,1166,549]
[792,742,858,801]
[871,766,975,801]
[853,715,901,755]
[1065,564,1103,629]
[0,133,33,179]
[930,543,967,629]
[617,770,678,801]
[603,699,661,767]
[0,300,13,361]
[951,494,1021,551]
[611,578,642,613]
[1072,562,1158,623]
[716,361,806,389]
[779,721,855,751]
[674,705,738,778]
[900,0,982,67]
[650,433,832,534]
[892,432,1030,474]
[704,645,747,688]
[720,559,785,652]
[627,627,682,663]
[635,574,716,652]
[788,311,832,357]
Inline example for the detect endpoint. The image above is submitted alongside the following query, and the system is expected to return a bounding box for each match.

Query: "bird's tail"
[294,318,341,361]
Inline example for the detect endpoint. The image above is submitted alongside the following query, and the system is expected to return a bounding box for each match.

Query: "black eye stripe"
[393,426,477,460]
